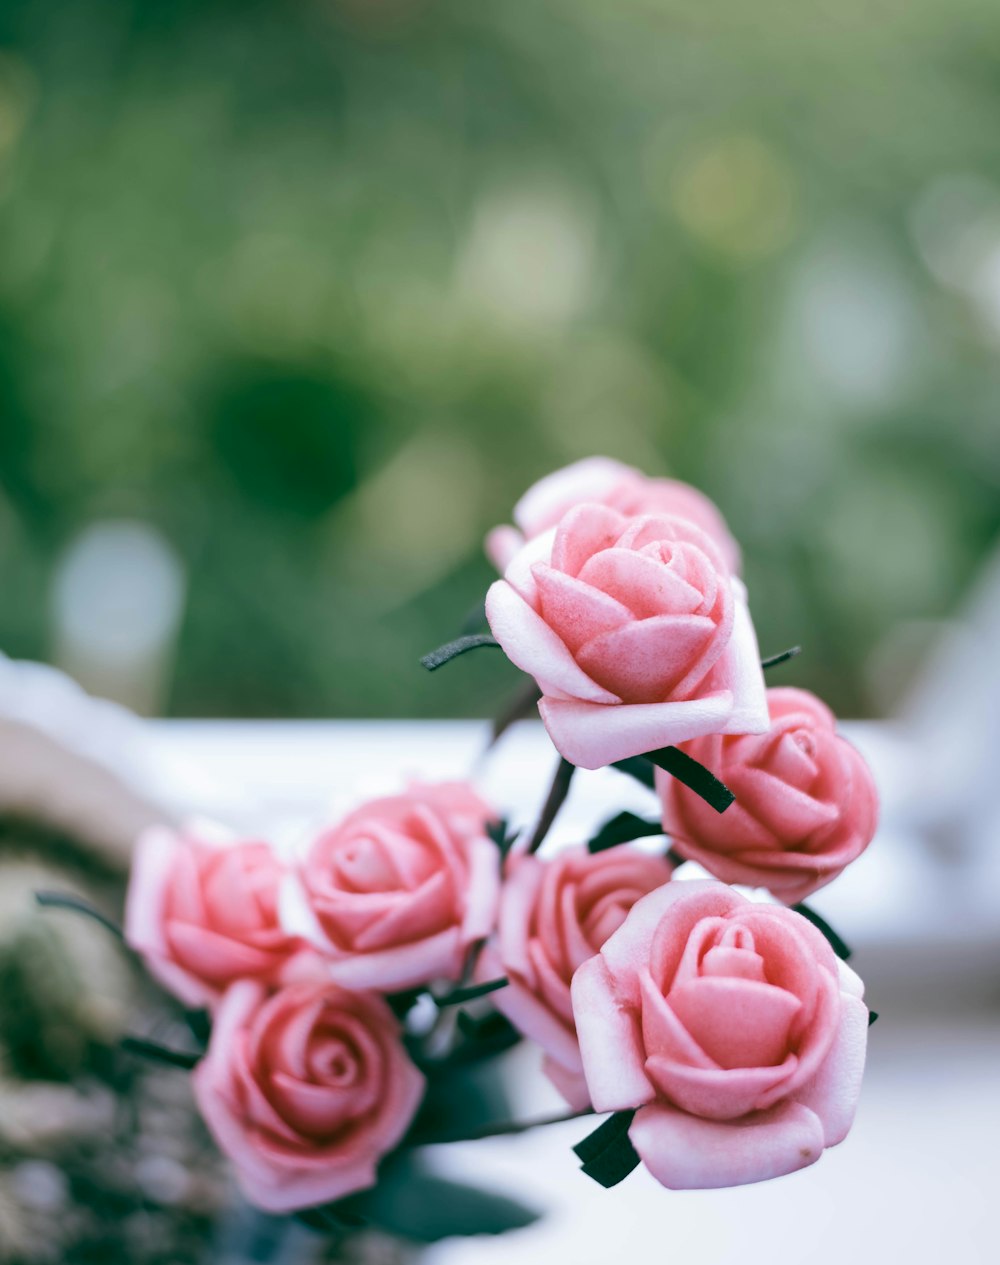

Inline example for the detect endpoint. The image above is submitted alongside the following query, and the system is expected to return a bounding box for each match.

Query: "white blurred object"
[0,651,247,862]
[896,539,1000,864]
[51,519,185,715]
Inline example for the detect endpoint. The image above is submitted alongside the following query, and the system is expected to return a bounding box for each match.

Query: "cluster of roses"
[123,456,878,1215]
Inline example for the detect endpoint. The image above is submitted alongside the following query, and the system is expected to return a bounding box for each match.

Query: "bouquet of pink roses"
[39,457,878,1246]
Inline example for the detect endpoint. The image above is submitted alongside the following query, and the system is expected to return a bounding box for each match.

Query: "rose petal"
[730,766,841,839]
[542,1054,592,1110]
[539,690,737,769]
[279,873,337,955]
[491,973,582,1071]
[643,1053,799,1120]
[570,955,655,1113]
[532,562,632,653]
[461,835,501,942]
[795,992,868,1145]
[667,976,802,1070]
[550,503,631,579]
[629,1099,825,1189]
[513,457,634,537]
[696,585,769,734]
[326,926,464,991]
[486,580,620,705]
[124,825,179,960]
[576,547,705,619]
[575,614,719,703]
[485,524,525,572]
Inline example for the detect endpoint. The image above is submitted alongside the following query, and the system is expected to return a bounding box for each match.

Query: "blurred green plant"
[0,0,998,719]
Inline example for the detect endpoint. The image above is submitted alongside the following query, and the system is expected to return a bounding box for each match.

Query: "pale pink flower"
[572,881,869,1189]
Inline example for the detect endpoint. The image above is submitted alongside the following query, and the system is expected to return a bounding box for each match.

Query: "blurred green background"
[1,0,998,721]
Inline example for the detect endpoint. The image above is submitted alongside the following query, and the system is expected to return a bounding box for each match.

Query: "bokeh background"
[2,0,999,721]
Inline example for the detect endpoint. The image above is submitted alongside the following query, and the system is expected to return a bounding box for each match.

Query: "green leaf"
[644,746,734,813]
[791,902,853,961]
[588,811,664,853]
[611,757,657,791]
[348,1156,539,1242]
[573,1110,640,1188]
[434,977,509,1007]
[120,1035,201,1070]
[486,817,521,858]
[408,1058,514,1142]
[450,1010,523,1063]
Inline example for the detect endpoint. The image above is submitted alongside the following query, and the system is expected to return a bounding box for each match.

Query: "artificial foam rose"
[659,688,879,904]
[478,845,674,1108]
[485,504,768,769]
[572,880,869,1189]
[193,979,425,1213]
[280,782,500,992]
[125,825,319,1010]
[486,456,742,575]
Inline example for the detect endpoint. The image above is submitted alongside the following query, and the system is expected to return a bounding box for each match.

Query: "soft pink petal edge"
[485,579,620,705]
[629,1099,826,1189]
[571,954,655,1113]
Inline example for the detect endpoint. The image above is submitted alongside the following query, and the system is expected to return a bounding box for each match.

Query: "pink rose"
[193,979,425,1212]
[280,782,501,992]
[125,825,318,1010]
[486,457,741,575]
[478,846,673,1108]
[485,504,768,769]
[572,880,869,1189]
[659,688,879,903]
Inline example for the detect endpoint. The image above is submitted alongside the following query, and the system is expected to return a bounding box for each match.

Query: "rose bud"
[659,688,879,903]
[572,880,869,1189]
[485,504,768,769]
[280,782,501,993]
[477,845,674,1108]
[125,825,321,1010]
[486,456,741,575]
[193,979,425,1213]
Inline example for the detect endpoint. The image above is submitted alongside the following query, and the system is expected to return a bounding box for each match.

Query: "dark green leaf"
[408,1059,513,1143]
[572,1109,635,1163]
[588,811,664,853]
[486,817,521,858]
[868,1010,879,1026]
[611,757,657,790]
[573,1110,640,1188]
[120,1035,200,1070]
[791,903,852,961]
[644,746,734,813]
[435,977,509,1007]
[349,1156,538,1242]
[184,1008,212,1043]
[454,1009,522,1060]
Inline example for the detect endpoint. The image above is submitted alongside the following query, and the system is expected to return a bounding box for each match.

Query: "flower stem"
[525,756,576,855]
[414,1106,596,1146]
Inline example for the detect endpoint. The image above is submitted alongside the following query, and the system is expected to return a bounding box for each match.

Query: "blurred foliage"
[0,0,999,719]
